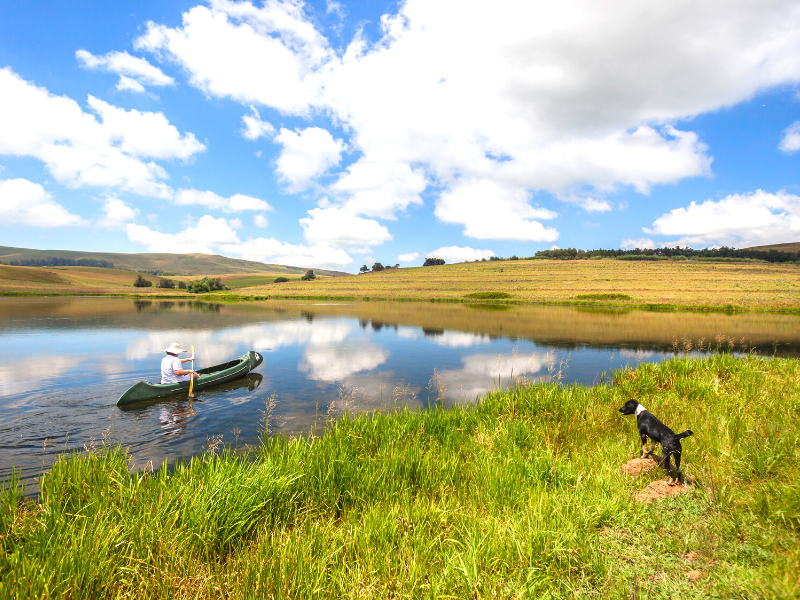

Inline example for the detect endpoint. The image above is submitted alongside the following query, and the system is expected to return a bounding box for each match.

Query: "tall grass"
[2,354,799,598]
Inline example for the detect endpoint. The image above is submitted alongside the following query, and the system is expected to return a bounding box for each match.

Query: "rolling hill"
[0,246,350,277]
[745,242,800,253]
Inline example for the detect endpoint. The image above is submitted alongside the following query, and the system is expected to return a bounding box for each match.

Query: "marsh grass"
[2,354,799,598]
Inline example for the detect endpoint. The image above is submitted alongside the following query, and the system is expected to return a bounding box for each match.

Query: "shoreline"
[3,290,800,315]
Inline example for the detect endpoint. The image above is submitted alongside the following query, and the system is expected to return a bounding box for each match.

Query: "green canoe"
[116,350,264,406]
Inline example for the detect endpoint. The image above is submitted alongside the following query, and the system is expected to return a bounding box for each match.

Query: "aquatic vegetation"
[1,353,798,598]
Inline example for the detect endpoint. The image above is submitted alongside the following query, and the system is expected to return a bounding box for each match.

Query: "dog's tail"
[677,430,694,440]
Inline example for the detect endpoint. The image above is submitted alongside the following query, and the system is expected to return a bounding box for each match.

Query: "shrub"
[372,263,385,272]
[177,281,187,290]
[157,278,176,289]
[133,275,152,288]
[274,277,289,283]
[510,255,519,260]
[423,258,445,266]
[359,265,369,273]
[187,277,227,294]
[301,270,316,281]
[489,256,502,261]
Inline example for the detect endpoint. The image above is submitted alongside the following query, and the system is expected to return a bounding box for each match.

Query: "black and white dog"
[618,399,693,485]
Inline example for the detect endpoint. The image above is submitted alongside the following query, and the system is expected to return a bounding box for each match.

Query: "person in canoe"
[161,342,200,384]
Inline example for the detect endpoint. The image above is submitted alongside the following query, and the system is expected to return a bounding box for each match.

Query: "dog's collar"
[635,403,647,416]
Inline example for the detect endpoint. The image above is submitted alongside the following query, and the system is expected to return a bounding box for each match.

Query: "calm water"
[2,297,799,488]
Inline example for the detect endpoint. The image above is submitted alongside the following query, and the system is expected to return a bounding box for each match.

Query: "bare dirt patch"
[620,454,661,476]
[635,479,690,503]
[687,569,705,582]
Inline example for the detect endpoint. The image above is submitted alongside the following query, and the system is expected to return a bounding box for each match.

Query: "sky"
[1,0,799,272]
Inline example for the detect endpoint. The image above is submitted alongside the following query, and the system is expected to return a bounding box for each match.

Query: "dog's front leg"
[670,451,682,486]
[640,433,649,457]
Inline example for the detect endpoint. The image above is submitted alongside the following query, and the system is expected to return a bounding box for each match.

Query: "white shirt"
[161,354,189,384]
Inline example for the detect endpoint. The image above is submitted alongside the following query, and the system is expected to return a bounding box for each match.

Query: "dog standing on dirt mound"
[618,399,694,485]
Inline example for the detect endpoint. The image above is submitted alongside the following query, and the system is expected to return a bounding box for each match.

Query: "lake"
[2,296,799,489]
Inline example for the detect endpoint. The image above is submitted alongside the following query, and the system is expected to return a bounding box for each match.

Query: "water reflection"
[2,296,800,491]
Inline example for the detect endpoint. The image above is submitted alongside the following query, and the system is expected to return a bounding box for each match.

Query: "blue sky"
[1,0,799,271]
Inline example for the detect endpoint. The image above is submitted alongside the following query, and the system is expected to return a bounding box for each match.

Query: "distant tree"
[133,275,152,288]
[301,270,316,281]
[509,255,519,260]
[423,258,445,266]
[359,265,369,273]
[372,262,384,272]
[489,256,502,261]
[187,277,226,293]
[177,280,187,289]
[157,278,176,289]
[394,264,400,269]
[274,276,289,283]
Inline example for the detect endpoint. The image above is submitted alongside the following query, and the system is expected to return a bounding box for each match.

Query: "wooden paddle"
[188,344,196,399]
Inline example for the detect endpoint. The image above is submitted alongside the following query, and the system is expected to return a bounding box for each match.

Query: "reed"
[1,353,799,598]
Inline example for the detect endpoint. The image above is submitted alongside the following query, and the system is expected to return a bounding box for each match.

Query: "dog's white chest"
[635,404,647,416]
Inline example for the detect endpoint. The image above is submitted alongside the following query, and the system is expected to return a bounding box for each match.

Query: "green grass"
[2,354,799,598]
[464,291,513,299]
[575,293,633,301]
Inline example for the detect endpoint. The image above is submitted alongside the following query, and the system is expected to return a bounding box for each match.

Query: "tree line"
[529,246,799,263]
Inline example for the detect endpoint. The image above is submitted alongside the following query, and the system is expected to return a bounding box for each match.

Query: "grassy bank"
[2,354,799,598]
[246,258,800,311]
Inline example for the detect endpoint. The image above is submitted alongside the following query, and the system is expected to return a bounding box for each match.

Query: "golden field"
[0,265,306,296]
[248,258,800,310]
[1,259,798,311]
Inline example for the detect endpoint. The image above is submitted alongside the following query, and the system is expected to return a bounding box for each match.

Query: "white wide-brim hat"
[164,342,188,355]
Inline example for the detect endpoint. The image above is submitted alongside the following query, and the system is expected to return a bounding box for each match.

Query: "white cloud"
[435,180,559,242]
[229,218,243,228]
[85,96,205,161]
[97,197,138,229]
[0,178,86,227]
[0,68,204,198]
[241,106,275,140]
[274,126,344,191]
[127,215,353,269]
[126,215,240,253]
[300,206,391,250]
[426,246,495,263]
[331,160,427,219]
[174,188,272,212]
[134,0,330,115]
[253,213,269,227]
[621,237,656,250]
[76,49,175,92]
[397,252,419,262]
[644,190,800,247]
[558,194,613,213]
[129,0,800,240]
[219,236,353,268]
[116,76,147,94]
[779,121,800,154]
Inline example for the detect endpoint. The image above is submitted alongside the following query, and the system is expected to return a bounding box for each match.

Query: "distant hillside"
[0,246,350,277]
[745,242,800,253]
